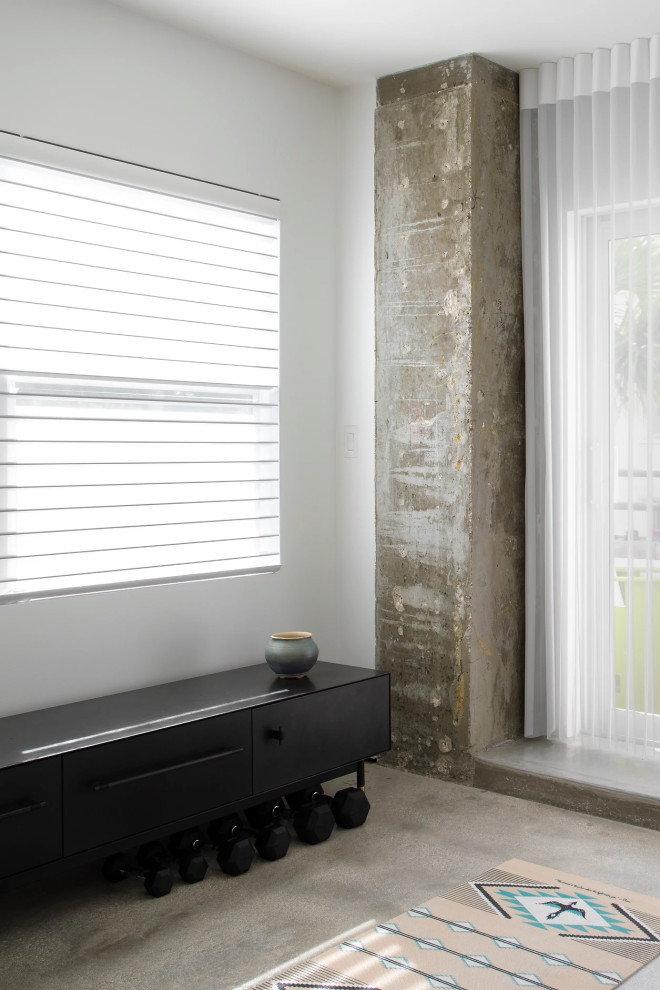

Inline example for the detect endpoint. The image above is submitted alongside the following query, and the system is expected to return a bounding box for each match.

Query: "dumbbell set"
[101,784,370,897]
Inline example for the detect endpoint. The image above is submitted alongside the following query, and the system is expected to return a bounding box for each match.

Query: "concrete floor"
[0,765,658,990]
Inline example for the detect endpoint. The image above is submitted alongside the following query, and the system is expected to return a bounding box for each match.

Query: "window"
[0,135,280,602]
[609,221,660,741]
[584,205,660,744]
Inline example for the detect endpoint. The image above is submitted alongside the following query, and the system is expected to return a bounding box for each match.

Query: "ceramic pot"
[265,631,319,677]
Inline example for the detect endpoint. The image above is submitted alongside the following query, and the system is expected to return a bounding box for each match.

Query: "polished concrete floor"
[0,764,658,990]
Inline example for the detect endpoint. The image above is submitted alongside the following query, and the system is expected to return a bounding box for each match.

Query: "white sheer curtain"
[521,36,660,756]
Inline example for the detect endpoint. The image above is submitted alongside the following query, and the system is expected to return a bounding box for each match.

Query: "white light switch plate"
[343,425,358,457]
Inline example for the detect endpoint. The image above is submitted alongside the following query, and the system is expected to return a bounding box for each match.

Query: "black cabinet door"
[62,710,251,854]
[252,676,390,794]
[0,758,62,879]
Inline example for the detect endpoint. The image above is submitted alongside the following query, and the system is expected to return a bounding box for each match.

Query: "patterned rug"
[248,860,660,989]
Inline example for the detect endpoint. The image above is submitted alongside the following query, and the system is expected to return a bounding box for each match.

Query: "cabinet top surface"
[0,662,388,769]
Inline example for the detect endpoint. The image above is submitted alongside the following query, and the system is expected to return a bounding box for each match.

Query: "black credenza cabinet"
[0,662,390,890]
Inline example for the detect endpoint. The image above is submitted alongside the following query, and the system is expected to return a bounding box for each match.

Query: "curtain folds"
[521,36,660,755]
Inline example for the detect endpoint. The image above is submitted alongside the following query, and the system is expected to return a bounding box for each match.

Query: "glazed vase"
[265,631,319,677]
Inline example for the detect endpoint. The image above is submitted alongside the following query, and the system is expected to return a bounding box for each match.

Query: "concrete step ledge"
[474,742,660,832]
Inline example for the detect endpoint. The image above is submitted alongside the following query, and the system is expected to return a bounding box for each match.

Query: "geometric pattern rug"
[249,860,660,989]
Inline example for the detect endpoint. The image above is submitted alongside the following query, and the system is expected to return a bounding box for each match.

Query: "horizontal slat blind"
[0,148,280,601]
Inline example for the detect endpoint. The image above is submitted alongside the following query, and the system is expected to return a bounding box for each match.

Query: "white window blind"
[0,136,280,602]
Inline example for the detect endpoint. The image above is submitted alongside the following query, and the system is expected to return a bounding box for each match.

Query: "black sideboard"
[0,661,390,891]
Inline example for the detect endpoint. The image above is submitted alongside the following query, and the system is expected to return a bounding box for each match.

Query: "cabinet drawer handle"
[0,799,47,821]
[267,726,284,744]
[91,746,245,792]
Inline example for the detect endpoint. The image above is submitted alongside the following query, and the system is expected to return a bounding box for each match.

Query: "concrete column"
[375,55,524,781]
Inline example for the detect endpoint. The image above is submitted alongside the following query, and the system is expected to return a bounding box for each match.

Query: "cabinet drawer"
[252,676,390,794]
[0,758,62,879]
[62,710,251,854]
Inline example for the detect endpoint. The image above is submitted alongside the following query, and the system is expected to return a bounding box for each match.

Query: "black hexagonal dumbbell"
[102,851,134,884]
[330,786,371,828]
[168,828,208,884]
[136,841,175,897]
[102,843,173,898]
[208,814,255,876]
[244,799,291,862]
[285,785,335,845]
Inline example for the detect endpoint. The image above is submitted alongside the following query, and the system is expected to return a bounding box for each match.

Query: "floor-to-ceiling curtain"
[521,37,660,756]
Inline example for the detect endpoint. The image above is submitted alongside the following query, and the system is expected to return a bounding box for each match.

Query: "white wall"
[335,83,377,668]
[0,0,344,715]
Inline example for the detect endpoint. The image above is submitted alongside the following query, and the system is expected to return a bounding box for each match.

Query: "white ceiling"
[102,0,659,86]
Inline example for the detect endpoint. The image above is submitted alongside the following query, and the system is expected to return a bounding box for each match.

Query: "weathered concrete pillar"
[375,55,524,781]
